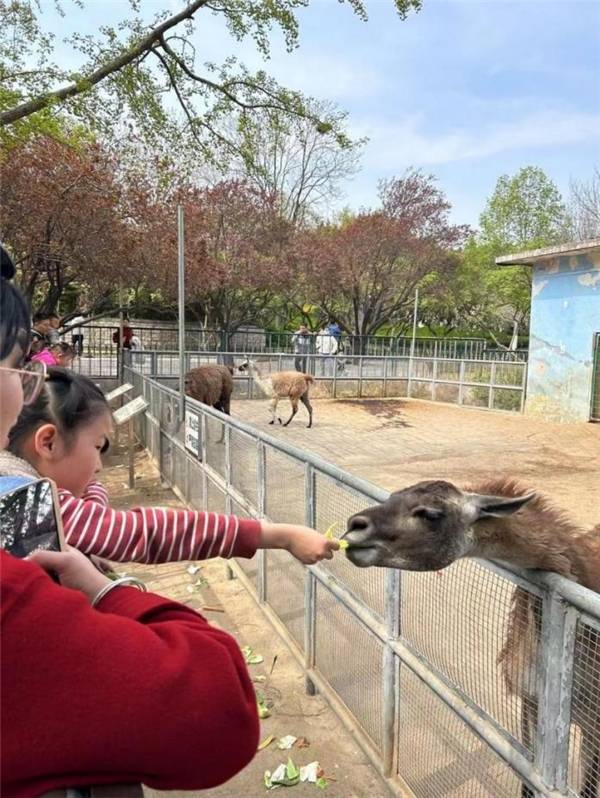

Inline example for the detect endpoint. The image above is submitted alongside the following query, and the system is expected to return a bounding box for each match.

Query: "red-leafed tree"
[295,169,470,336]
[0,135,144,314]
[173,180,295,337]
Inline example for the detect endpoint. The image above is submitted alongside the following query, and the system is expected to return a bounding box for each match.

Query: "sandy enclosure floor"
[230,397,600,529]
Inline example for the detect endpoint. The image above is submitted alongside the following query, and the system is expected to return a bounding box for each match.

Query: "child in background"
[31,342,74,368]
[3,368,338,566]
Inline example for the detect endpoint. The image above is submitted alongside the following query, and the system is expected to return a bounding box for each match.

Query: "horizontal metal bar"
[137,373,600,620]
[387,637,565,798]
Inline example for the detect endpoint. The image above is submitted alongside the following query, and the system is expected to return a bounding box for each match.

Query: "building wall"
[526,251,600,422]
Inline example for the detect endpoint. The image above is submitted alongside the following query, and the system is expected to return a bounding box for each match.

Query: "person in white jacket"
[315,327,338,375]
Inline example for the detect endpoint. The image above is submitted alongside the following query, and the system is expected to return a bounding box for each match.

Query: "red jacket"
[0,551,259,798]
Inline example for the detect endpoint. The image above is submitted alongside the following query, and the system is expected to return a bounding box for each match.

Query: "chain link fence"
[124,365,599,798]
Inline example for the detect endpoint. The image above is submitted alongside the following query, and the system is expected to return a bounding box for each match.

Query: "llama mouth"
[344,544,383,568]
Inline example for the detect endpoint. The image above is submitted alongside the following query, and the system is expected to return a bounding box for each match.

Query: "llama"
[238,358,314,428]
[184,364,234,416]
[344,478,600,798]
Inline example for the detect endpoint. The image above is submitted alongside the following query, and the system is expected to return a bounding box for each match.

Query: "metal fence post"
[489,361,497,410]
[383,568,401,777]
[458,360,466,405]
[224,424,232,514]
[200,413,208,509]
[358,355,364,397]
[535,590,578,794]
[383,355,389,398]
[432,356,438,401]
[304,463,317,695]
[257,441,267,604]
[332,355,338,398]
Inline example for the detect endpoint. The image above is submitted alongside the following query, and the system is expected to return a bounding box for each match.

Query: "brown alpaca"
[345,478,600,798]
[184,365,234,416]
[238,358,314,428]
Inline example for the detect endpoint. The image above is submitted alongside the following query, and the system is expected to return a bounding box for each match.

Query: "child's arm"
[80,481,110,507]
[58,491,262,563]
[58,491,338,565]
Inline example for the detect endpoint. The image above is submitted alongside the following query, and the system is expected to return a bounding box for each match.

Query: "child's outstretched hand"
[259,522,340,565]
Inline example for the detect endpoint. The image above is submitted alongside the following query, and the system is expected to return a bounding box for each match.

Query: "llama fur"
[239,359,314,428]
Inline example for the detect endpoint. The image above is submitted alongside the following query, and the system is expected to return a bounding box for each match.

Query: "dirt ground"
[230,397,600,529]
[102,447,392,798]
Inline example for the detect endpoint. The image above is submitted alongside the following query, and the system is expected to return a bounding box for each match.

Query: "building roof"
[495,239,600,266]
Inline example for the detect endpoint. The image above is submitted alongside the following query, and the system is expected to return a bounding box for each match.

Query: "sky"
[41,0,600,227]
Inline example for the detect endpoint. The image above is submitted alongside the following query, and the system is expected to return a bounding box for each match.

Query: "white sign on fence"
[113,396,148,427]
[185,411,200,457]
[105,383,133,403]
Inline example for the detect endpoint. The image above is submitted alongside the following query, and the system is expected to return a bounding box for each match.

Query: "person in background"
[113,317,134,350]
[68,308,87,356]
[327,319,342,345]
[32,312,61,346]
[315,324,338,376]
[0,241,261,797]
[130,332,142,351]
[326,319,345,374]
[291,324,312,372]
[31,342,74,369]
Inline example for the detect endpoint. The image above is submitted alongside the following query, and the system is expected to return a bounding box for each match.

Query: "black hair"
[32,311,59,323]
[0,243,31,360]
[50,342,75,357]
[8,368,111,455]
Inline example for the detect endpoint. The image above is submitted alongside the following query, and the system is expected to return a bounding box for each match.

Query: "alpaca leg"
[269,396,281,425]
[283,397,299,427]
[213,403,226,443]
[300,392,313,428]
[520,696,538,798]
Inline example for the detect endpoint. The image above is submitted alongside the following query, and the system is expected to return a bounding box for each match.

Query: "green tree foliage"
[0,0,420,162]
[479,165,568,250]
[421,167,569,346]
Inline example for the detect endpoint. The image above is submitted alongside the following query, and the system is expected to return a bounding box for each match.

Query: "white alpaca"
[238,359,314,428]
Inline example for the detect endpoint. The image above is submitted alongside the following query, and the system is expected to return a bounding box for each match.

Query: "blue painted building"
[497,240,600,422]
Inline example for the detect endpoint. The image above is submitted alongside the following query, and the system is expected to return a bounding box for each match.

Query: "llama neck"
[249,364,272,395]
[466,502,597,590]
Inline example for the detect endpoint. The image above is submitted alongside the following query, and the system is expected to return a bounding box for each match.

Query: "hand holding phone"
[28,546,112,602]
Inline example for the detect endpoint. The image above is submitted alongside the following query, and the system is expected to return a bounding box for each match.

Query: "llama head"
[343,480,535,571]
[238,358,256,373]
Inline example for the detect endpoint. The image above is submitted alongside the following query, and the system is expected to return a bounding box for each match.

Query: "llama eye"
[413,506,444,522]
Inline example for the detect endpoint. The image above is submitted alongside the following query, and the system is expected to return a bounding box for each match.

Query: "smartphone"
[0,478,65,557]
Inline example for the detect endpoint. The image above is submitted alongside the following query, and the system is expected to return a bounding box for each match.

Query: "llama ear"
[467,492,536,519]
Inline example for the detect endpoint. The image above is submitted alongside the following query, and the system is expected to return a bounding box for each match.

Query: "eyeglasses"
[0,361,47,405]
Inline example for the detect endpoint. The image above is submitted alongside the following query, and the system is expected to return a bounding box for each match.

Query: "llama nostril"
[348,515,372,533]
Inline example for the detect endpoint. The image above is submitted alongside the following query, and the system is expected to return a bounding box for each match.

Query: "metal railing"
[64,320,529,360]
[125,364,599,798]
[130,350,528,413]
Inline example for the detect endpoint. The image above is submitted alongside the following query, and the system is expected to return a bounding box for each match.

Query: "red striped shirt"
[58,482,261,563]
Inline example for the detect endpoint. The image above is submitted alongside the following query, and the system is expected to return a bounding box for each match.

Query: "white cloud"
[355,109,600,170]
